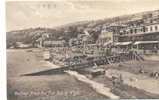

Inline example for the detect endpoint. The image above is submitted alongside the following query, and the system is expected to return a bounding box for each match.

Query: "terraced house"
[112,12,159,54]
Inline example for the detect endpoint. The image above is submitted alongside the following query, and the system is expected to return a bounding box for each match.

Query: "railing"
[134,49,159,55]
[23,52,144,76]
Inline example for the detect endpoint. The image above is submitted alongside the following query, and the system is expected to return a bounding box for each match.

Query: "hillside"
[7,9,159,48]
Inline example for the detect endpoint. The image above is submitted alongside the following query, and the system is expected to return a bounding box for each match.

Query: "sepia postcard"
[6,0,159,100]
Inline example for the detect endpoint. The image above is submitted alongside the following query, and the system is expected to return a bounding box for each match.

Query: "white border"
[0,0,7,100]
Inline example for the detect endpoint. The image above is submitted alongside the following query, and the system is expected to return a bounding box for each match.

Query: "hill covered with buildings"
[7,9,159,49]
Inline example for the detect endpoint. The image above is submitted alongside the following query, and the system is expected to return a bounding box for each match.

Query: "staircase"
[132,51,144,61]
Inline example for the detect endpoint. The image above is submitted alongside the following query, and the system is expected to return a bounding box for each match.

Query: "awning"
[134,41,159,45]
[114,42,132,46]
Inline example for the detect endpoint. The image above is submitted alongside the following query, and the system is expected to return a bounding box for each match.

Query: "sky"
[6,0,159,32]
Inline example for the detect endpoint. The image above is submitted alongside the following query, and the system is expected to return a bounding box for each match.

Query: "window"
[140,28,143,32]
[143,26,146,32]
[149,14,153,18]
[134,29,137,33]
[130,29,133,34]
[150,26,153,31]
[155,26,158,31]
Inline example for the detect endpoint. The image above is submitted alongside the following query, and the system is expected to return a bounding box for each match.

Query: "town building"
[97,25,113,46]
[43,40,65,47]
[112,12,159,54]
